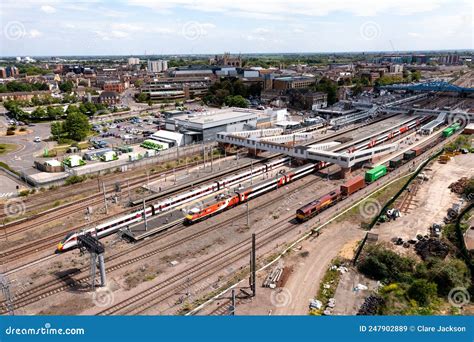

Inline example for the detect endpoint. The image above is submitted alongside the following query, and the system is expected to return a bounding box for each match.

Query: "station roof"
[172,108,258,129]
[274,120,300,127]
[151,130,183,142]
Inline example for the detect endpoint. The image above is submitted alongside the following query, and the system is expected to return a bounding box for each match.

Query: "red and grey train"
[185,163,317,223]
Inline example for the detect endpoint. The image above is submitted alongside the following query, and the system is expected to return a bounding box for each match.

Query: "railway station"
[1,75,473,319]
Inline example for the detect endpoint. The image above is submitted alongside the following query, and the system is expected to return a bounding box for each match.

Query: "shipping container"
[412,147,422,157]
[443,127,454,137]
[389,155,404,169]
[403,150,416,161]
[365,165,387,183]
[340,175,366,196]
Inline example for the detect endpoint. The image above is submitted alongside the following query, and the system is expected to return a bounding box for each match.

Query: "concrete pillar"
[339,167,352,179]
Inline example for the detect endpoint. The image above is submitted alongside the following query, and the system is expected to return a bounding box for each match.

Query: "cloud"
[27,29,42,38]
[111,23,143,32]
[254,27,271,34]
[94,30,130,40]
[244,34,265,41]
[126,0,452,18]
[40,5,56,14]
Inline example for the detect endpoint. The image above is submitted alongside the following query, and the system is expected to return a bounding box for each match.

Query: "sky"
[0,0,473,56]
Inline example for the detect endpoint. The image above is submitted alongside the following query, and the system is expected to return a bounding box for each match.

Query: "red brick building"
[103,81,125,93]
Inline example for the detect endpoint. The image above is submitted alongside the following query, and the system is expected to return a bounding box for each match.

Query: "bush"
[18,189,30,197]
[6,130,15,135]
[58,137,75,145]
[357,245,415,282]
[65,175,87,185]
[19,127,27,132]
[407,279,438,306]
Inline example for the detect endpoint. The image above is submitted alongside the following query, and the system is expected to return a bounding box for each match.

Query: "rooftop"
[173,108,259,125]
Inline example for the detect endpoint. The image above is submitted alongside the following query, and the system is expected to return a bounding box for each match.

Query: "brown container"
[340,175,366,196]
[412,146,422,156]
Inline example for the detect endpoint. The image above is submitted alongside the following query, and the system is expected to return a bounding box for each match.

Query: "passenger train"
[56,157,290,252]
[185,163,317,223]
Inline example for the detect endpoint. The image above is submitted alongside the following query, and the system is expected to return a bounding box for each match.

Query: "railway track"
[0,160,205,234]
[0,155,281,262]
[0,147,220,221]
[0,113,436,314]
[98,217,297,315]
[1,113,394,228]
[0,114,402,264]
[0,175,324,314]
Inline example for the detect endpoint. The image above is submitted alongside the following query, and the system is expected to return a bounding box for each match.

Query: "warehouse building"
[165,108,259,142]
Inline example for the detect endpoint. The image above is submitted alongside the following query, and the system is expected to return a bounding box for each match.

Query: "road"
[0,115,55,173]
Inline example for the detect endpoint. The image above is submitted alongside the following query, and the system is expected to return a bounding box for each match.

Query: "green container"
[451,123,461,131]
[365,165,387,183]
[442,127,454,137]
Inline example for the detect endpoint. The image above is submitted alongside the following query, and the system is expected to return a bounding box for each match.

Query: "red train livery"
[296,175,366,222]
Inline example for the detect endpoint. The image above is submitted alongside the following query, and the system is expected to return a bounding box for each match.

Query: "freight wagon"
[340,175,366,196]
[389,155,403,169]
[403,150,416,161]
[365,165,387,183]
[442,127,454,138]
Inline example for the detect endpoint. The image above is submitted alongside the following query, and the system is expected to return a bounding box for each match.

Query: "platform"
[123,164,291,241]
[122,208,185,241]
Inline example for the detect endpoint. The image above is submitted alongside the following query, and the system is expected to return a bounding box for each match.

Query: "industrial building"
[165,108,259,142]
[140,77,212,101]
[272,76,316,90]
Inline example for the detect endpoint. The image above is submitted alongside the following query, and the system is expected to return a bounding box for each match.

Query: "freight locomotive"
[296,176,365,221]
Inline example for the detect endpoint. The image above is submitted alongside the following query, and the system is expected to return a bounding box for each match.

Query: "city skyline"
[1,0,473,56]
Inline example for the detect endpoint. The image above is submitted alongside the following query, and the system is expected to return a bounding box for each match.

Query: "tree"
[47,106,64,120]
[411,71,421,82]
[426,258,470,296]
[59,80,74,93]
[224,95,248,108]
[50,121,64,141]
[313,77,338,105]
[66,104,80,115]
[407,279,437,306]
[64,111,90,141]
[136,92,149,102]
[31,107,47,120]
[352,82,364,96]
